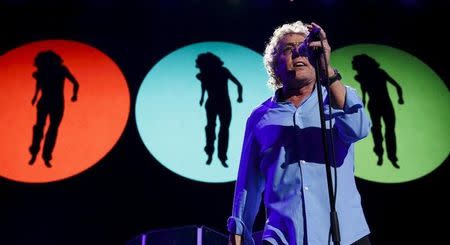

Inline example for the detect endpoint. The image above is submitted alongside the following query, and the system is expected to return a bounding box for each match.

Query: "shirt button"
[304,186,309,191]
[300,160,306,164]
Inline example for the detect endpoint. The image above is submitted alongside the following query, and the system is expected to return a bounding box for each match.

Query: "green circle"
[332,44,449,183]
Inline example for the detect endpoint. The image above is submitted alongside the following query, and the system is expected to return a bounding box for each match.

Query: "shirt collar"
[271,84,319,107]
[271,88,285,103]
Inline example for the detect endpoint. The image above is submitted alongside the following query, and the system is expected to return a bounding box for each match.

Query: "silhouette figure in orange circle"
[28,50,79,168]
[352,54,404,169]
[196,52,243,168]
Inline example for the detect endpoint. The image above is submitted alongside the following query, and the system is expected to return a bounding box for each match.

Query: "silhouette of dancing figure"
[195,52,243,168]
[352,54,404,168]
[29,50,79,168]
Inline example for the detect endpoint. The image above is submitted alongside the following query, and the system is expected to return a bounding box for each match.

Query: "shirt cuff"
[227,216,245,235]
[343,86,363,113]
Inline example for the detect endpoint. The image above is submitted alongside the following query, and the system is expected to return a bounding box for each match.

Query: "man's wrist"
[327,68,342,87]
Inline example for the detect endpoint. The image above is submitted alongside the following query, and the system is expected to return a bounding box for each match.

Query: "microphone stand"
[311,47,341,245]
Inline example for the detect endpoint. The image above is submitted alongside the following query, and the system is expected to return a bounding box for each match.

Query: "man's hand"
[305,22,332,75]
[228,234,242,245]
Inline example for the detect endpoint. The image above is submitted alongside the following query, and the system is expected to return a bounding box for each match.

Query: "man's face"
[275,33,316,89]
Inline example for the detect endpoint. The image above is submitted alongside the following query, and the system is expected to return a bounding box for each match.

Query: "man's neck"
[282,82,315,107]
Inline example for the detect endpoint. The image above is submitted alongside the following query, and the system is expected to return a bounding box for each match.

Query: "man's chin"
[294,77,314,85]
[284,80,308,90]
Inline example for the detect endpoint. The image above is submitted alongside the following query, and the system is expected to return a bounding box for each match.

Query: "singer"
[227,21,372,245]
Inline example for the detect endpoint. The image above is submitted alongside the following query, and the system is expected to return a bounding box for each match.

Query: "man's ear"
[273,59,279,73]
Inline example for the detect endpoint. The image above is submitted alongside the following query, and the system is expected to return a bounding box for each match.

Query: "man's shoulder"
[252,97,272,113]
[246,97,272,123]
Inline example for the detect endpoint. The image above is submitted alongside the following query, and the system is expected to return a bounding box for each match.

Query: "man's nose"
[298,43,310,57]
[292,47,300,59]
[292,44,309,59]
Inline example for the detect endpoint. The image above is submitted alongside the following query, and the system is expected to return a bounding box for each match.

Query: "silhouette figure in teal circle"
[28,50,79,168]
[195,52,243,168]
[352,54,404,169]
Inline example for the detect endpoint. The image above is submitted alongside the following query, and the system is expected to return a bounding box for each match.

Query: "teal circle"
[333,44,449,183]
[135,42,271,183]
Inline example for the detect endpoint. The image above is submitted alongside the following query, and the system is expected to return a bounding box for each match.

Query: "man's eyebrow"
[284,41,304,46]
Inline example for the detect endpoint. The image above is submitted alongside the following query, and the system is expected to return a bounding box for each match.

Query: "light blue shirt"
[227,85,371,245]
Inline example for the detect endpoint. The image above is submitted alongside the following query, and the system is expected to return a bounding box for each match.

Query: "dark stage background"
[1,0,449,245]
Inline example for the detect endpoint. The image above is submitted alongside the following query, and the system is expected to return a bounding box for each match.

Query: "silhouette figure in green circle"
[352,54,404,169]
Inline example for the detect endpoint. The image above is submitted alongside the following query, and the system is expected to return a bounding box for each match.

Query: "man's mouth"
[293,61,307,67]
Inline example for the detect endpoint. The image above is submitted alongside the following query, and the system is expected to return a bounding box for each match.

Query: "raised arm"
[64,67,79,102]
[228,71,243,103]
[329,86,371,144]
[384,70,404,104]
[327,71,346,109]
[306,22,346,109]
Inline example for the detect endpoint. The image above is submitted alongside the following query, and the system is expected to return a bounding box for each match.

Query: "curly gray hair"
[263,21,310,90]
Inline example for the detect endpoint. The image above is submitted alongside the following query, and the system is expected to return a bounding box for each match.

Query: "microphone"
[298,26,322,57]
[306,26,321,42]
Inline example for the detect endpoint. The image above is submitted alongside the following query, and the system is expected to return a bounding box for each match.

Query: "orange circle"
[0,40,130,183]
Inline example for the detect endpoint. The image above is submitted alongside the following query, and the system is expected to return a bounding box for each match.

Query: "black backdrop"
[1,1,449,245]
